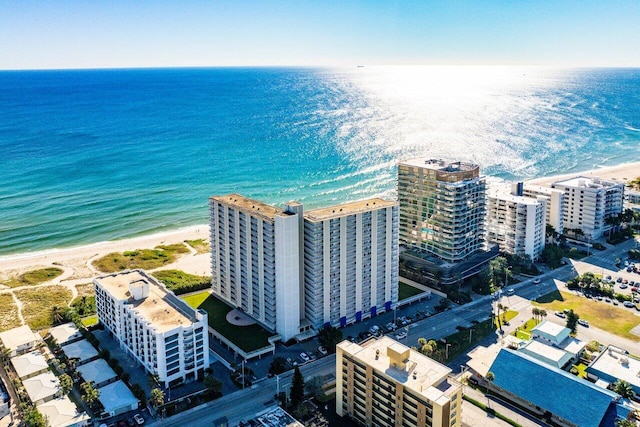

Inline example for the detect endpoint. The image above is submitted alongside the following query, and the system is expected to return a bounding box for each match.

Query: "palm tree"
[614,379,635,399]
[59,373,73,395]
[150,387,165,407]
[532,307,540,322]
[51,306,64,325]
[628,176,640,191]
[81,381,100,407]
[486,371,495,382]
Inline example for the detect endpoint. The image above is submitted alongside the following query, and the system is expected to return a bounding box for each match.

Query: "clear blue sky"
[2,0,639,69]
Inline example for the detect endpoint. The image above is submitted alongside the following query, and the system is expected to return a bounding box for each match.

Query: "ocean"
[1,66,639,255]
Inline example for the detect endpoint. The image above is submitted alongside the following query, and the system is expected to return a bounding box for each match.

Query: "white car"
[533,278,541,284]
[395,331,407,340]
[578,319,589,327]
[506,288,515,296]
[300,352,311,363]
[317,345,328,355]
[133,414,145,425]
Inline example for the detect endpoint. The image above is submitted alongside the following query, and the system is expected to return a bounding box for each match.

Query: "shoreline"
[1,160,638,272]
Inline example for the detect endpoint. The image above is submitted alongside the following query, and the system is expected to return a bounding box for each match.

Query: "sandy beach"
[0,225,211,285]
[1,161,639,281]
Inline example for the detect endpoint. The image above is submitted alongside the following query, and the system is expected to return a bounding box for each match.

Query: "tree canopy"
[565,309,579,334]
[290,366,305,409]
[318,325,343,353]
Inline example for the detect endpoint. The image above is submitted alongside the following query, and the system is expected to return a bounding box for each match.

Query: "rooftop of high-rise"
[339,336,459,403]
[399,158,480,182]
[210,194,284,221]
[304,198,396,222]
[95,270,199,332]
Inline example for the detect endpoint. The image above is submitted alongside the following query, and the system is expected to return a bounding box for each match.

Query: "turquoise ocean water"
[1,66,639,256]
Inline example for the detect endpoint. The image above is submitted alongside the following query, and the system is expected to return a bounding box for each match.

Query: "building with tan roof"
[337,336,461,427]
[94,269,209,387]
[0,325,42,357]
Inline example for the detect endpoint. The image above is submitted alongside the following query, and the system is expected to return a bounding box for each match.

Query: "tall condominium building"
[520,183,565,235]
[486,185,547,260]
[304,199,399,329]
[209,194,399,340]
[209,195,303,341]
[551,176,625,239]
[398,158,486,262]
[94,270,209,387]
[337,336,462,427]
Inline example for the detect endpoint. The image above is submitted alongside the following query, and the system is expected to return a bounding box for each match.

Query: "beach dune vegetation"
[3,267,63,288]
[185,239,210,254]
[92,243,190,272]
[16,286,72,330]
[0,294,21,332]
[151,270,211,295]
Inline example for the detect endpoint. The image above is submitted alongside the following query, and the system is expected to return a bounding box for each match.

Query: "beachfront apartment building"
[551,176,625,239]
[94,270,209,387]
[337,336,462,427]
[520,183,565,235]
[209,195,304,341]
[486,185,547,260]
[209,194,399,340]
[398,158,486,262]
[303,199,399,329]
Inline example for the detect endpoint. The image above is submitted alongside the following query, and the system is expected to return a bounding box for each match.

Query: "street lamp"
[445,343,452,360]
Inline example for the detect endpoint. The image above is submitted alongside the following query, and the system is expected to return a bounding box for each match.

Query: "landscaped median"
[182,291,276,353]
[533,290,640,341]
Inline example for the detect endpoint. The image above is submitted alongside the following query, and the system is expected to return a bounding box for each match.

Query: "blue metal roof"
[489,349,619,427]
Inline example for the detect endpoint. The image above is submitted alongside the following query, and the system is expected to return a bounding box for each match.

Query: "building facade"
[398,158,486,262]
[552,176,624,239]
[337,337,462,427]
[209,194,399,339]
[209,195,303,341]
[94,270,209,387]
[303,199,399,329]
[486,185,547,260]
[520,183,565,235]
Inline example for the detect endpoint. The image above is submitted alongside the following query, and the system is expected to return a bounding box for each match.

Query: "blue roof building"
[488,349,628,427]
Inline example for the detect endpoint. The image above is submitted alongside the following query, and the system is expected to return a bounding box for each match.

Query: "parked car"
[617,277,623,283]
[533,278,541,284]
[613,300,619,305]
[300,352,311,363]
[133,414,144,425]
[395,330,407,340]
[620,284,628,289]
[632,287,639,293]
[506,288,515,296]
[624,301,635,308]
[555,311,566,318]
[317,346,328,356]
[578,319,589,327]
[606,275,612,281]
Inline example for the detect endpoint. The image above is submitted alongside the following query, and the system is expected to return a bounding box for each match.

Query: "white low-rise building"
[0,325,42,357]
[94,269,209,387]
[76,359,117,388]
[61,340,98,366]
[37,396,90,427]
[23,372,61,405]
[97,380,139,417]
[11,351,49,379]
[48,323,83,346]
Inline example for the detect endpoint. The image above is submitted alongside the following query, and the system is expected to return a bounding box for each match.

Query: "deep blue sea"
[1,66,639,256]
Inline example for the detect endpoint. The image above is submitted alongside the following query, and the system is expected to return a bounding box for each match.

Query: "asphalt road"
[154,355,336,427]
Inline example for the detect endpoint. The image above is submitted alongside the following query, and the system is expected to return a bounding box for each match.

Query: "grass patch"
[3,267,63,288]
[75,283,94,298]
[92,243,190,273]
[534,290,640,341]
[494,310,518,329]
[15,286,73,330]
[182,293,275,353]
[151,270,211,295]
[81,315,98,327]
[512,317,539,340]
[399,281,425,301]
[0,294,21,332]
[185,239,210,254]
[574,363,588,379]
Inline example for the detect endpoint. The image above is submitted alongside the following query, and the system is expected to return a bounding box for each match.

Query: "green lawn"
[399,281,425,301]
[151,270,211,295]
[81,315,98,327]
[182,291,275,352]
[512,317,540,340]
[534,290,640,341]
[416,317,497,363]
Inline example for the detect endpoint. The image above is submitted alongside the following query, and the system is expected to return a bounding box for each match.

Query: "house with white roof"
[587,345,640,397]
[48,323,83,347]
[0,325,42,357]
[76,359,117,388]
[23,372,61,405]
[11,351,49,379]
[37,396,90,427]
[97,380,138,417]
[531,320,570,346]
[61,340,98,366]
